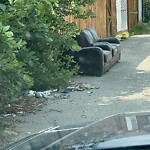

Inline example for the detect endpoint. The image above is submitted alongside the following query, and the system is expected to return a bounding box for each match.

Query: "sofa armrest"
[75,47,105,76]
[97,37,120,44]
[77,47,104,64]
[93,42,113,53]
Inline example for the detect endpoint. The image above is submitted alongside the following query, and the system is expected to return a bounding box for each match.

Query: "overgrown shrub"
[0,23,33,111]
[144,0,150,22]
[129,22,150,35]
[0,0,95,102]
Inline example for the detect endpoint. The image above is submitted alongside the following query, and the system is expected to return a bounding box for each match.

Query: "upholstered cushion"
[112,45,118,56]
[103,50,112,63]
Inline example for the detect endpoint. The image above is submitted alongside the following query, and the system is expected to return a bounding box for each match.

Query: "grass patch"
[130,22,150,35]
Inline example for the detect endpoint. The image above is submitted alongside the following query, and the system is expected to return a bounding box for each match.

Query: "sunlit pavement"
[13,34,150,142]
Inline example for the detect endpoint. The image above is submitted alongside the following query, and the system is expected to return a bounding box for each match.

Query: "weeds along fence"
[143,0,150,22]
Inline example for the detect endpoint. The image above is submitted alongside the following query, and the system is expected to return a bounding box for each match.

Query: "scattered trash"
[23,82,99,100]
[67,82,96,91]
[0,81,99,148]
[25,90,35,97]
[81,115,86,118]
[58,87,72,93]
[35,92,45,98]
[17,111,25,115]
[87,91,93,94]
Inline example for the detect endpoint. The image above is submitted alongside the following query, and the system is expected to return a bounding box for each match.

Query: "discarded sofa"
[72,28,121,76]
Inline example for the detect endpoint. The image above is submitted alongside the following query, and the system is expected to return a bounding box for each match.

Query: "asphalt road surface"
[12,34,150,142]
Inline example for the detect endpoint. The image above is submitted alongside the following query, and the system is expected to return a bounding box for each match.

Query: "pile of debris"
[0,82,99,148]
[24,82,99,99]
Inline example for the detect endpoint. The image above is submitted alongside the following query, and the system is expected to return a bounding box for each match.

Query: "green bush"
[0,1,96,138]
[0,0,95,101]
[7,0,95,90]
[0,0,94,98]
[0,23,33,111]
[144,0,150,22]
[129,23,150,35]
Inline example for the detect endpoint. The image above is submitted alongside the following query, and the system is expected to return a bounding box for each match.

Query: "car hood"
[3,111,150,150]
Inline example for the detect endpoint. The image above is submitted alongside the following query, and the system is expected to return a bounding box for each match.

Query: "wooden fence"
[127,0,139,30]
[65,0,139,37]
[65,0,117,37]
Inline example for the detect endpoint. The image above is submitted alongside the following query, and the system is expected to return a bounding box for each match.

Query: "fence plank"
[64,0,117,37]
[127,0,138,30]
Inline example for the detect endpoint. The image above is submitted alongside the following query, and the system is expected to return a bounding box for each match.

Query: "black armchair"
[86,28,120,45]
[75,28,121,66]
[71,47,112,76]
[71,28,121,76]
[76,29,113,51]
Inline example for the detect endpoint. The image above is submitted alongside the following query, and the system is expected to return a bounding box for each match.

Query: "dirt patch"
[0,97,47,149]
